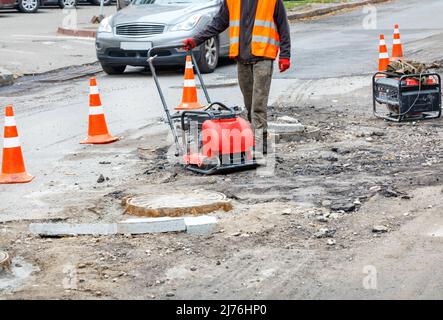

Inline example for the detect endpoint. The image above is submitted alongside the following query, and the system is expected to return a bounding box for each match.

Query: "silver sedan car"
[95,0,230,75]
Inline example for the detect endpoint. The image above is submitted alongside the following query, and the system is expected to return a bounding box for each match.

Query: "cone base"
[0,172,34,184]
[175,102,204,110]
[80,134,119,145]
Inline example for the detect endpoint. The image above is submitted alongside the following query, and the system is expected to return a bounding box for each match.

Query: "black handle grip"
[148,44,186,58]
[180,110,212,131]
[205,102,234,112]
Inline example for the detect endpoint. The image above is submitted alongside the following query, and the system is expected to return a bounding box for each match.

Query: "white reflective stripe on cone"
[185,61,193,69]
[379,40,386,46]
[394,29,400,34]
[90,86,99,95]
[393,39,401,44]
[3,137,20,148]
[4,116,16,127]
[379,52,389,59]
[184,79,196,87]
[89,106,104,115]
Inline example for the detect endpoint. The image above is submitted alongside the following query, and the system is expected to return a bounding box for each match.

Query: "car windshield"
[132,0,209,4]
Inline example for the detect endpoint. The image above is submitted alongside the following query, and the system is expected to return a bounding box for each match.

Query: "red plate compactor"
[147,45,258,175]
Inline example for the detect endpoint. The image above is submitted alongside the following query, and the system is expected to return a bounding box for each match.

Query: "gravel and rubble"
[1,70,442,298]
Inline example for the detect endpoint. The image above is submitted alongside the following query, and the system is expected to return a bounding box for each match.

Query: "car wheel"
[90,0,112,6]
[17,0,39,13]
[59,0,77,9]
[197,37,219,74]
[101,64,126,75]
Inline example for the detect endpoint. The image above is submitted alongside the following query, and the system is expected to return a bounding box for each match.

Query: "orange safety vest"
[226,0,280,60]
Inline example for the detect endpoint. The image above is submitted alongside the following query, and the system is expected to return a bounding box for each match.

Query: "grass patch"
[284,0,349,10]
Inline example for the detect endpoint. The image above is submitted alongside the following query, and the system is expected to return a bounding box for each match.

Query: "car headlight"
[98,17,113,33]
[169,14,202,31]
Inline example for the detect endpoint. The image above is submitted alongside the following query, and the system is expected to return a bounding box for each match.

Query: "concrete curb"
[184,216,218,235]
[57,27,97,38]
[0,67,14,87]
[287,0,390,20]
[118,217,187,234]
[269,122,305,134]
[29,215,218,237]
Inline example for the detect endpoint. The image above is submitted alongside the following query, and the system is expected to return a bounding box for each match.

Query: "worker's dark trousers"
[237,60,273,154]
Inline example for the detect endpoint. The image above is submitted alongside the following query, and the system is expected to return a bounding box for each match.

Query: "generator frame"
[372,71,441,122]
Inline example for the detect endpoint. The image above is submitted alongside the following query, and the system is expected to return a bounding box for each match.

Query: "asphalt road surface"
[1,0,443,220]
[0,0,443,299]
[0,5,115,75]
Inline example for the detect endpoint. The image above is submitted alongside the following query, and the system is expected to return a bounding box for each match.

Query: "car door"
[0,0,16,7]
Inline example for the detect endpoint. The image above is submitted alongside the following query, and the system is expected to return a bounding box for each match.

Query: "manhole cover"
[0,251,11,272]
[124,190,233,217]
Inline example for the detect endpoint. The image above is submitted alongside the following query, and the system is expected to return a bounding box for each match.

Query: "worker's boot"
[263,132,268,155]
[252,133,267,165]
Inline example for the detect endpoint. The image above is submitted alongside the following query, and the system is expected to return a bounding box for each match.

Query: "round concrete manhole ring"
[124,190,233,217]
[0,251,11,273]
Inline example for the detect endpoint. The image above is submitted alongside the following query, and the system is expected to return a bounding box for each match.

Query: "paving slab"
[29,223,118,237]
[184,216,218,235]
[117,217,186,234]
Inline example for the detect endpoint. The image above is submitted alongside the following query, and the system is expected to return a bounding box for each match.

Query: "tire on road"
[89,0,112,6]
[101,64,126,75]
[17,0,39,13]
[58,0,77,9]
[197,37,219,74]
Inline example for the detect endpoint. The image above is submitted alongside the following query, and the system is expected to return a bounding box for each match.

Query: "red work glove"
[183,38,196,51]
[279,58,290,73]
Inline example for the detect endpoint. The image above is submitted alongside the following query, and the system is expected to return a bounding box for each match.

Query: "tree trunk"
[116,0,128,11]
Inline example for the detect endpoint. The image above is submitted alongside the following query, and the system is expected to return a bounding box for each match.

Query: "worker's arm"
[193,0,230,46]
[274,0,291,59]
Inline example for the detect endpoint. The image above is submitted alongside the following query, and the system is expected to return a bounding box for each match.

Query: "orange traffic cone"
[0,105,34,184]
[378,34,390,73]
[391,24,404,61]
[80,77,118,144]
[176,54,203,110]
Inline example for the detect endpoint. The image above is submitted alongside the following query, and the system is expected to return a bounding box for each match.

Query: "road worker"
[184,0,292,155]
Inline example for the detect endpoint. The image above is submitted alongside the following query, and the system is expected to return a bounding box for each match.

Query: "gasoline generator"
[373,72,441,122]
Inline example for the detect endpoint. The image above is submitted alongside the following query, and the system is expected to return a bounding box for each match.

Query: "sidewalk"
[286,0,390,20]
[0,0,392,84]
[58,0,392,38]
[0,6,114,79]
